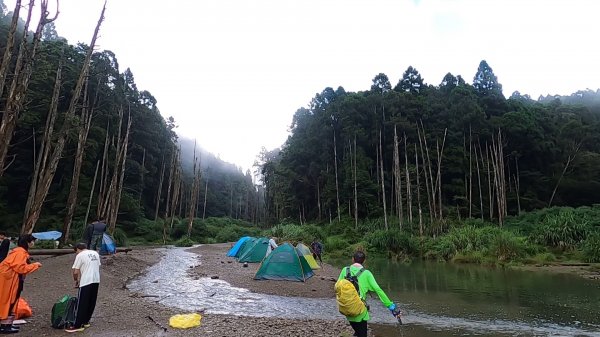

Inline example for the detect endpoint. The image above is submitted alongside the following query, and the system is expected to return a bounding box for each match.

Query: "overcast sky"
[5,0,600,170]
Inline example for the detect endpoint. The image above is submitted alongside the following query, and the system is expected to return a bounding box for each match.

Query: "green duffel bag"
[51,295,77,329]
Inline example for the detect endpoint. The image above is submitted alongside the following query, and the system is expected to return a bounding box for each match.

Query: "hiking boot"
[64,327,85,333]
[0,324,19,334]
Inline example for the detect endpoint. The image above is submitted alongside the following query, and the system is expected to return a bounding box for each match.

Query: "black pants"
[349,320,368,337]
[312,252,322,263]
[74,283,99,328]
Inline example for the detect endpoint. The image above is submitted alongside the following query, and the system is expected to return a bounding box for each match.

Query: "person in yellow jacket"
[0,234,41,334]
[337,251,400,337]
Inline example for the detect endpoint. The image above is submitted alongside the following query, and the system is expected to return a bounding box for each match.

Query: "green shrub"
[530,209,589,250]
[174,237,195,247]
[490,231,526,261]
[523,252,557,265]
[112,228,129,246]
[582,233,600,263]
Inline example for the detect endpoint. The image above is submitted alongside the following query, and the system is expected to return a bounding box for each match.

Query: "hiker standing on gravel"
[310,238,323,266]
[335,251,401,337]
[84,217,107,252]
[266,237,278,257]
[0,234,41,334]
[66,243,101,333]
[0,232,10,263]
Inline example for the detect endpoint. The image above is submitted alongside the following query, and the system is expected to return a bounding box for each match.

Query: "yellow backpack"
[334,267,366,317]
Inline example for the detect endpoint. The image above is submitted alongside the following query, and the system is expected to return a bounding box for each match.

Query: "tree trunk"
[0,0,58,177]
[83,161,100,232]
[154,155,166,222]
[475,140,484,221]
[109,110,132,233]
[404,134,413,224]
[62,79,95,243]
[379,131,388,230]
[469,127,473,218]
[333,129,341,222]
[415,144,423,236]
[23,58,62,227]
[138,148,146,207]
[416,125,433,222]
[514,156,521,214]
[202,176,208,219]
[548,142,581,207]
[393,126,403,229]
[353,135,358,230]
[0,0,22,102]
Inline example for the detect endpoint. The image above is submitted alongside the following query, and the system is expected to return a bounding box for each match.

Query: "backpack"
[51,295,78,329]
[334,266,366,317]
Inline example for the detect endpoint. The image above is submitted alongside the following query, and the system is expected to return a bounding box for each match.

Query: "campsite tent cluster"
[227,237,320,282]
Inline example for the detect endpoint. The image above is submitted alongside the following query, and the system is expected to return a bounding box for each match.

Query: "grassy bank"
[54,206,600,267]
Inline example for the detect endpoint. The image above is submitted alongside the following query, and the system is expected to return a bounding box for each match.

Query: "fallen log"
[29,247,132,256]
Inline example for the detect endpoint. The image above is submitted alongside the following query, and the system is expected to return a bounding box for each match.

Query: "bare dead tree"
[62,78,98,243]
[187,142,201,237]
[83,161,100,230]
[23,58,63,228]
[393,126,403,229]
[0,0,59,177]
[475,139,484,221]
[21,3,104,233]
[485,142,493,221]
[417,124,436,220]
[0,0,23,100]
[514,156,521,214]
[548,141,582,207]
[333,129,341,222]
[469,127,473,218]
[489,130,507,226]
[435,129,448,222]
[353,135,358,230]
[404,134,413,224]
[154,155,166,222]
[138,148,146,207]
[379,131,388,230]
[169,148,182,229]
[415,144,423,236]
[202,175,209,220]
[109,109,132,233]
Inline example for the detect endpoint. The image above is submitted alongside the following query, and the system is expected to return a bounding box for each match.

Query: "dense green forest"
[1,1,599,264]
[256,62,600,263]
[0,2,262,244]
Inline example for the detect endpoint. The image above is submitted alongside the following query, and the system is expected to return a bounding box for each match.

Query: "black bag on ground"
[51,295,77,329]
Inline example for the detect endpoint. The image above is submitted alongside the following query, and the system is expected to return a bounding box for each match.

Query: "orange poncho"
[0,247,40,319]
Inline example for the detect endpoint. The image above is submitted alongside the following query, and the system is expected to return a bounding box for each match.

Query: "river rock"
[211,275,219,279]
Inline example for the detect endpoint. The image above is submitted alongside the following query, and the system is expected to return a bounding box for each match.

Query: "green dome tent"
[295,243,320,269]
[237,237,270,263]
[254,243,314,282]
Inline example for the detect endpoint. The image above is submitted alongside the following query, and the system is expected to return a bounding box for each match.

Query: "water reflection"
[129,248,600,337]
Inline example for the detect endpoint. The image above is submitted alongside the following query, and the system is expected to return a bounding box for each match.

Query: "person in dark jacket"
[0,232,10,263]
[84,217,107,253]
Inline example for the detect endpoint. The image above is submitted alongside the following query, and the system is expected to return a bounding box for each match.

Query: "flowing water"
[129,248,600,336]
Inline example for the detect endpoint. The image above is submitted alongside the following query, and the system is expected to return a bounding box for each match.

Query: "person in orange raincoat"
[0,234,41,334]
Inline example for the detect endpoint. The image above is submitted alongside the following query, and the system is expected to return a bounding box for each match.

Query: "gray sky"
[5,0,600,170]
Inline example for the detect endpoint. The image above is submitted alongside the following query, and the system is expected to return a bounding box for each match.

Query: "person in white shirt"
[266,237,278,257]
[66,243,101,333]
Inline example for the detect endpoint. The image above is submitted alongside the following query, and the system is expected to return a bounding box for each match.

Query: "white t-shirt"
[72,250,101,287]
[266,238,278,256]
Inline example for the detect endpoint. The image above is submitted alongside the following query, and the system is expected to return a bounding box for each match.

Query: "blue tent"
[32,231,62,240]
[227,236,252,257]
[99,233,116,255]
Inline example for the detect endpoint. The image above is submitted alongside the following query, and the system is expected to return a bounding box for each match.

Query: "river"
[129,248,600,337]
